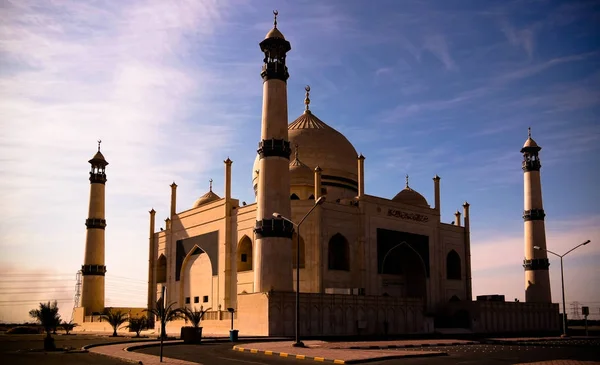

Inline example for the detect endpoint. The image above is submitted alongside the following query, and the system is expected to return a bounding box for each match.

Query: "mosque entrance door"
[377,229,429,302]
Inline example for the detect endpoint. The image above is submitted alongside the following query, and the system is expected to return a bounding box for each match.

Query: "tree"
[61,320,78,335]
[29,301,61,350]
[145,301,182,339]
[123,316,147,338]
[100,308,128,337]
[181,306,212,328]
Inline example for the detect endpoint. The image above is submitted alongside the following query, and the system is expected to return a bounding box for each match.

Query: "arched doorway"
[446,250,461,280]
[380,242,427,300]
[180,246,213,310]
[328,233,349,271]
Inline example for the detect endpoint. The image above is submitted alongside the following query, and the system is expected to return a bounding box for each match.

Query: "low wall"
[163,310,238,336]
[447,301,560,333]
[238,291,426,337]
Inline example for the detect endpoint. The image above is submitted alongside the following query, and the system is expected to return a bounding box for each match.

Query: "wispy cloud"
[423,33,458,71]
[500,20,536,58]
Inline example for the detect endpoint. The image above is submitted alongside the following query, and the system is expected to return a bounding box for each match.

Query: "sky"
[1,0,599,323]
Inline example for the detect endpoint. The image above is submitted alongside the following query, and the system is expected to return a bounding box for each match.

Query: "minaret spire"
[521,129,551,303]
[405,174,409,188]
[209,178,213,192]
[273,10,278,28]
[304,85,311,112]
[97,139,102,152]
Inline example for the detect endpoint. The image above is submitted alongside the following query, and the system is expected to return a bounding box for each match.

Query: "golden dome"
[265,27,285,40]
[392,176,429,207]
[521,127,541,151]
[288,110,358,183]
[192,180,221,208]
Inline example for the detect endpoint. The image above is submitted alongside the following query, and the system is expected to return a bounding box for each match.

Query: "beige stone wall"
[236,292,426,336]
[447,301,559,333]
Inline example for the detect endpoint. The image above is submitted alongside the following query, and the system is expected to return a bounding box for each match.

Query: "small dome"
[89,151,108,165]
[265,27,285,40]
[522,137,539,149]
[192,180,220,208]
[289,146,313,186]
[392,176,429,207]
[392,187,429,207]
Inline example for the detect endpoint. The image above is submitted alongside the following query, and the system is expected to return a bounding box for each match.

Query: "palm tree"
[181,306,212,328]
[100,308,128,337]
[145,301,182,339]
[29,301,61,350]
[123,316,147,338]
[61,319,78,335]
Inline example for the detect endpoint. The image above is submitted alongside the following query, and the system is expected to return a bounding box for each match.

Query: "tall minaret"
[253,11,294,293]
[521,128,551,303]
[81,140,108,315]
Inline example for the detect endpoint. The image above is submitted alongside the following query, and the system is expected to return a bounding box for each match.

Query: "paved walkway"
[88,340,200,365]
[233,340,447,363]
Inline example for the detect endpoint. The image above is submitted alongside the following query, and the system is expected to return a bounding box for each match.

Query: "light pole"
[273,195,326,348]
[534,239,590,337]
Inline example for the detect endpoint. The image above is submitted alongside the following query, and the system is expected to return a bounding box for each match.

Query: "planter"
[229,329,238,342]
[180,326,203,344]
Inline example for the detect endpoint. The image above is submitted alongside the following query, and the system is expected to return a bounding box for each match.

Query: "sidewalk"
[233,340,447,364]
[88,340,199,365]
[324,338,477,349]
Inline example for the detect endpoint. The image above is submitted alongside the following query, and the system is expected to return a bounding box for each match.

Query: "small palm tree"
[61,320,78,335]
[145,301,182,339]
[29,301,61,350]
[181,306,212,328]
[123,316,147,337]
[100,308,128,337]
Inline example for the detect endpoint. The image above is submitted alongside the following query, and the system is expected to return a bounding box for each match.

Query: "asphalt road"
[136,342,600,365]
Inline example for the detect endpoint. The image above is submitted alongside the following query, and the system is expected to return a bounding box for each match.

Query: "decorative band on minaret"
[81,140,108,314]
[521,128,552,303]
[253,11,294,292]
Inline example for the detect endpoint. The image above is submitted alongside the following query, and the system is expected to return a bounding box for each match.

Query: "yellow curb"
[264,350,273,355]
[333,360,345,364]
[280,352,288,357]
[296,354,305,359]
[250,349,258,353]
[314,357,325,362]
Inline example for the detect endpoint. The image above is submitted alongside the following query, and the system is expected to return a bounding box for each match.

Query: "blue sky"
[1,0,599,322]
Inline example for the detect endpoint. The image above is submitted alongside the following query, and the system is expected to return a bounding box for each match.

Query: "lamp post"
[273,195,326,348]
[534,239,591,337]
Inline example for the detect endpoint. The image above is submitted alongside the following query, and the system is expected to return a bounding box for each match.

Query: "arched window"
[449,295,461,302]
[290,193,300,200]
[308,194,315,200]
[291,233,305,269]
[237,236,253,272]
[446,250,461,280]
[156,254,167,283]
[328,233,350,271]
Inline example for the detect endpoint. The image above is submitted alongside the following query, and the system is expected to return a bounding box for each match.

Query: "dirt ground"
[0,333,148,365]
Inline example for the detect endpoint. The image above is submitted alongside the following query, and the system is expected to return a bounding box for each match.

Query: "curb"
[232,345,447,364]
[343,341,478,349]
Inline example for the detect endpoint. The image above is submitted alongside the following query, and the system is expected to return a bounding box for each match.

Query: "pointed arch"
[237,235,253,272]
[290,193,300,200]
[446,250,461,280]
[328,233,350,271]
[178,245,213,308]
[308,194,315,200]
[156,254,167,283]
[291,233,305,269]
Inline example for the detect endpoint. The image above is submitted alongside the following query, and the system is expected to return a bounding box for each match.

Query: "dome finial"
[209,178,213,192]
[304,85,311,112]
[528,126,532,139]
[273,10,278,28]
[97,139,102,152]
[406,174,409,188]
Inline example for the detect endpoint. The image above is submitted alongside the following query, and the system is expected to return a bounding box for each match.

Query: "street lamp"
[273,195,326,348]
[534,239,590,337]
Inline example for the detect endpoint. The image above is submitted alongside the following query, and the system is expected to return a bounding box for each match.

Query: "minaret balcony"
[254,218,294,239]
[258,139,291,159]
[522,160,541,172]
[261,63,290,82]
[523,258,550,271]
[86,218,107,229]
[89,172,107,184]
[523,209,545,221]
[81,264,107,276]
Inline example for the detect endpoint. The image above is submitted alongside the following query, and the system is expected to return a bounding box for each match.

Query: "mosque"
[74,13,559,336]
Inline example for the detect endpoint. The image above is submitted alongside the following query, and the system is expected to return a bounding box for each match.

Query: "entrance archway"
[380,241,427,301]
[179,246,214,310]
